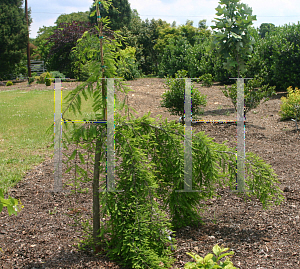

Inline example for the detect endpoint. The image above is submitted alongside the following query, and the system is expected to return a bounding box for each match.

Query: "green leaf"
[204,253,214,262]
[68,149,77,161]
[217,251,234,261]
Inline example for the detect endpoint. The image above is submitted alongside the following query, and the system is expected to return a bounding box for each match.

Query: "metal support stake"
[236,78,245,192]
[53,78,62,192]
[176,78,200,192]
[107,78,117,192]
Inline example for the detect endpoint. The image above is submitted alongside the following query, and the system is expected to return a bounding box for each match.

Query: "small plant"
[0,188,23,216]
[279,86,300,121]
[28,77,35,84]
[6,81,13,86]
[28,72,37,85]
[184,244,239,269]
[45,72,52,86]
[48,206,57,215]
[198,73,213,87]
[161,70,207,124]
[222,75,276,117]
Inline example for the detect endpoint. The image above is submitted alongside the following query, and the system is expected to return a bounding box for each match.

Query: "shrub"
[6,81,13,86]
[161,70,207,123]
[36,72,52,85]
[45,72,52,86]
[184,244,238,269]
[28,77,35,84]
[222,75,276,117]
[279,86,300,121]
[50,71,66,82]
[198,73,213,87]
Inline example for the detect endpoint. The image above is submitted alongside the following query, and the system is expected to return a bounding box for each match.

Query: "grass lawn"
[0,86,95,193]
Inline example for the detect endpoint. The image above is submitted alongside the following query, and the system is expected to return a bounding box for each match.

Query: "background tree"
[46,21,94,78]
[258,22,275,38]
[134,18,169,75]
[89,0,131,31]
[32,25,56,62]
[55,11,90,25]
[198,19,207,30]
[155,24,212,78]
[211,0,257,78]
[0,0,31,80]
[247,22,300,91]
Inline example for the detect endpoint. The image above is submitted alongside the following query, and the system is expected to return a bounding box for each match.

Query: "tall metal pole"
[25,0,31,82]
[92,0,105,254]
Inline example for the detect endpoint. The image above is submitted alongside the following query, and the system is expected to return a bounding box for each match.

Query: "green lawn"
[0,86,95,192]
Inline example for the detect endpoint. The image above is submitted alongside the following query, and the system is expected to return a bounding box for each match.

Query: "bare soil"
[1,78,300,268]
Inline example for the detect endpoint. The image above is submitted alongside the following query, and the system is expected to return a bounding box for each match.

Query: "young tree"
[0,0,31,79]
[211,0,257,78]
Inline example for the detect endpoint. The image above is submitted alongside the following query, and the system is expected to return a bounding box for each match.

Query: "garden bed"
[0,78,299,268]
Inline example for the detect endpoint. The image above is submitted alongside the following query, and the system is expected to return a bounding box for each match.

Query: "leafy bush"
[28,77,35,84]
[222,76,276,117]
[198,73,213,87]
[50,71,67,82]
[6,81,13,86]
[161,70,207,123]
[45,72,52,86]
[184,244,238,269]
[28,72,37,85]
[36,71,52,85]
[279,86,300,120]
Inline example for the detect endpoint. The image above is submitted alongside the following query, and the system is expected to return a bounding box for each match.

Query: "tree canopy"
[55,11,90,26]
[89,0,132,31]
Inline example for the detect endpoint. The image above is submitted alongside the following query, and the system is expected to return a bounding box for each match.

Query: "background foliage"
[0,0,31,80]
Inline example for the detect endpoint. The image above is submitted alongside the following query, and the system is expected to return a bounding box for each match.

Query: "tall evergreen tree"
[89,0,132,31]
[0,0,30,80]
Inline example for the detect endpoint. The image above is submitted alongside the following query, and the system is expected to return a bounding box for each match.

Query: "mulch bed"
[1,78,300,268]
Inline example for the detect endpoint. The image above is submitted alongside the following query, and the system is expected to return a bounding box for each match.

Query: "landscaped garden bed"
[0,78,299,268]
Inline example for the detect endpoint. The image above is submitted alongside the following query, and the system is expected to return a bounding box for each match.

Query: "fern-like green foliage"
[58,108,284,268]
[45,4,284,266]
